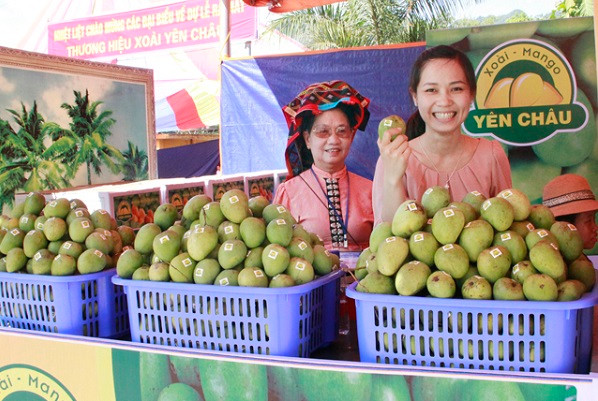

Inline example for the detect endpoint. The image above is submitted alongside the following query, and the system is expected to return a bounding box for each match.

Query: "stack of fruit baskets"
[112,189,343,357]
[0,192,130,338]
[346,186,598,373]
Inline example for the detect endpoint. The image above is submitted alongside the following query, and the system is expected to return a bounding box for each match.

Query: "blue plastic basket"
[0,269,129,338]
[346,280,598,373]
[112,269,342,357]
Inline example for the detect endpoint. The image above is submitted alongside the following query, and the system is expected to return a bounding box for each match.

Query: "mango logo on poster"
[464,39,589,146]
[0,364,76,401]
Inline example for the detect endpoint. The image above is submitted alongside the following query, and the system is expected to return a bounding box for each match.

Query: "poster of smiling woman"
[0,46,156,211]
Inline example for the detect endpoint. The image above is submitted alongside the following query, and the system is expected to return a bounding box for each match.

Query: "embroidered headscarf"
[282,80,370,178]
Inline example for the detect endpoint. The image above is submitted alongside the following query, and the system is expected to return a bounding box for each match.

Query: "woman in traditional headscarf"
[273,80,374,251]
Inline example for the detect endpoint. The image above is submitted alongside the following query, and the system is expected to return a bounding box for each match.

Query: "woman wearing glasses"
[272,80,374,251]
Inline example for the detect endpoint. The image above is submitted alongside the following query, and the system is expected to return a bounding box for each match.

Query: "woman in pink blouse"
[273,81,374,251]
[373,45,512,223]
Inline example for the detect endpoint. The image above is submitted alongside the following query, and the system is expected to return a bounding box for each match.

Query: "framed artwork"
[0,46,156,210]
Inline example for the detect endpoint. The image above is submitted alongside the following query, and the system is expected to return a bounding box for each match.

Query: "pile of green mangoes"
[116,189,340,288]
[355,186,596,301]
[0,192,134,276]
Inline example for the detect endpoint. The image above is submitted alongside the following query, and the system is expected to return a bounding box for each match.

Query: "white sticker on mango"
[219,277,230,286]
[471,191,482,196]
[526,223,535,231]
[413,233,424,242]
[49,201,57,207]
[10,229,20,235]
[501,190,513,198]
[298,241,307,250]
[34,252,42,261]
[538,230,549,238]
[424,188,433,195]
[443,209,455,218]
[295,261,306,271]
[224,243,234,251]
[195,268,204,277]
[182,258,193,267]
[385,237,396,243]
[550,242,559,251]
[224,225,234,234]
[276,206,286,213]
[63,242,72,249]
[567,224,577,231]
[254,270,264,278]
[407,202,418,212]
[75,210,84,217]
[81,220,90,228]
[442,244,454,251]
[500,233,511,241]
[94,249,104,258]
[229,195,239,204]
[490,248,502,258]
[482,200,491,210]
[159,235,170,244]
[268,250,279,259]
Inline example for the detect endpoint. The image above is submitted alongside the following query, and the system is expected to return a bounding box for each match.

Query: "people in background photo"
[273,80,374,251]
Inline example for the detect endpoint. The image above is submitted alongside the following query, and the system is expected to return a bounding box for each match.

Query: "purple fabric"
[157,139,219,178]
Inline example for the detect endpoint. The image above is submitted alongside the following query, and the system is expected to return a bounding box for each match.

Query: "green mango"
[370,374,410,401]
[296,368,372,401]
[411,376,460,401]
[369,222,393,252]
[157,383,200,401]
[458,379,525,401]
[169,355,201,389]
[518,382,575,401]
[139,352,172,401]
[154,203,178,231]
[267,366,302,401]
[199,359,267,401]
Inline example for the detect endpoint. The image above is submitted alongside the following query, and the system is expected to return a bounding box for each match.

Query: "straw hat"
[542,174,598,217]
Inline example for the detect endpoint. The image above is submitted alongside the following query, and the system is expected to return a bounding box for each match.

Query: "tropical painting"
[0,47,155,211]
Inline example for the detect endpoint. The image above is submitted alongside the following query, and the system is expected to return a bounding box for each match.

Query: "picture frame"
[0,46,156,209]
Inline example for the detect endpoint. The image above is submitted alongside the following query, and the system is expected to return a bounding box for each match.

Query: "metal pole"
[220,0,231,58]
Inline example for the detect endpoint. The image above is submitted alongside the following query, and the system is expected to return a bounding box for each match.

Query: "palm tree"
[45,89,125,185]
[552,0,594,17]
[264,0,482,49]
[0,102,70,208]
[120,141,149,181]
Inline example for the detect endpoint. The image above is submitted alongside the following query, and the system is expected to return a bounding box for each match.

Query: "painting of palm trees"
[120,141,149,181]
[45,89,125,185]
[0,47,155,212]
[0,101,70,208]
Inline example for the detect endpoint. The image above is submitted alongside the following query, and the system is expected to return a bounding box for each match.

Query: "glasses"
[310,124,354,139]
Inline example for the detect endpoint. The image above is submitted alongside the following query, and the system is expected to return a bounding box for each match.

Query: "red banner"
[48,0,256,59]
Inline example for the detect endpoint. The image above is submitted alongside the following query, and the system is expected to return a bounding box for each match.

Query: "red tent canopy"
[243,0,345,13]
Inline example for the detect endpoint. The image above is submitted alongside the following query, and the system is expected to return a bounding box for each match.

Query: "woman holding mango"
[373,45,512,223]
